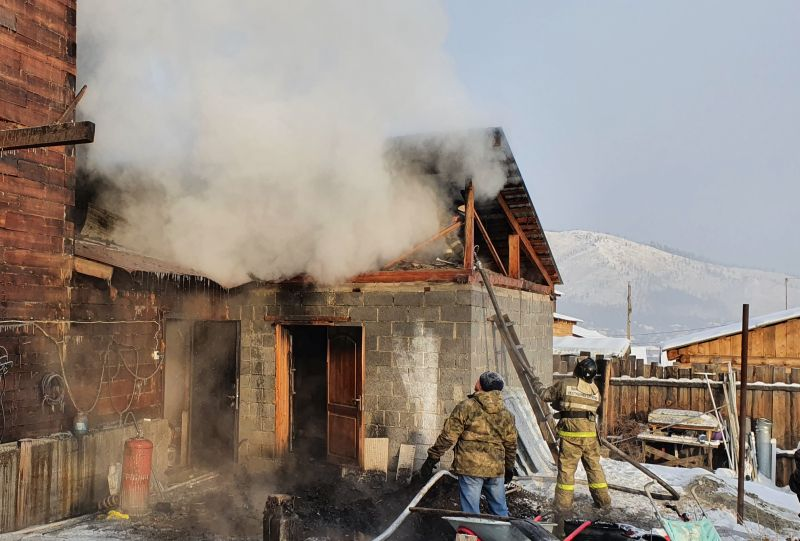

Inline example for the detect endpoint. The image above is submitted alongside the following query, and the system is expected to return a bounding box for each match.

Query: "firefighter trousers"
[554,434,611,510]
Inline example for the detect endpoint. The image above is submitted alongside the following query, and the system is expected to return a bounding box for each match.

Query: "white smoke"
[77,1,506,286]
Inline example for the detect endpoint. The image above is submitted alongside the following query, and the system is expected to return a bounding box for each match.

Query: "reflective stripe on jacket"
[539,377,601,438]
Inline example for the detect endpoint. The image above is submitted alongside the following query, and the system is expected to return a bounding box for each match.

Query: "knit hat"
[479,371,504,392]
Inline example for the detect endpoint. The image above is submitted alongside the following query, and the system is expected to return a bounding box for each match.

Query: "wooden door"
[326,327,363,464]
[275,325,292,457]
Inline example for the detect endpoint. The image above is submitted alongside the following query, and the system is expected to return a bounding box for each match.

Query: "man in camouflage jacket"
[419,371,518,516]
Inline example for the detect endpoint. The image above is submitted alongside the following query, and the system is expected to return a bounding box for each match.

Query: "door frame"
[274,323,365,466]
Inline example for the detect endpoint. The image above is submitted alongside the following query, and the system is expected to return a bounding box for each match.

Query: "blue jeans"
[458,475,509,516]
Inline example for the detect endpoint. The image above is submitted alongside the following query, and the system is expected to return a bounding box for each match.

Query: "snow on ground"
[519,459,800,540]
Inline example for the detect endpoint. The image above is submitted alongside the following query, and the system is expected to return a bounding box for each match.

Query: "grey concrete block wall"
[229,281,552,471]
[464,284,554,390]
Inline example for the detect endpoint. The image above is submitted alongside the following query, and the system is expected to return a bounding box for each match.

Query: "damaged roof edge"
[492,127,562,285]
[73,238,219,284]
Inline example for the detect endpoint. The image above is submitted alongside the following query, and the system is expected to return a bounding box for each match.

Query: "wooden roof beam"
[473,208,507,275]
[497,193,554,288]
[463,182,475,270]
[381,218,462,270]
[0,121,95,151]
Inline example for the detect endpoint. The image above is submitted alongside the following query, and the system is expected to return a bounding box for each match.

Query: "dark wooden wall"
[0,0,76,442]
[2,268,228,442]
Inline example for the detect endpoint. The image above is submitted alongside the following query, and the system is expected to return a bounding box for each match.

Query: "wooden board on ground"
[363,438,389,478]
[396,443,416,483]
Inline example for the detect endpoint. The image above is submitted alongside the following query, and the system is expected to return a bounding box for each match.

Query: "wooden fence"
[0,420,169,533]
[552,354,800,487]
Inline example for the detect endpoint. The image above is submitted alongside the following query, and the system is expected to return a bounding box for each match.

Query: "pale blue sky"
[444,1,799,273]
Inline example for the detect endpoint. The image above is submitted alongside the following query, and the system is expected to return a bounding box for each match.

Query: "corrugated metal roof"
[662,307,800,351]
[503,388,556,475]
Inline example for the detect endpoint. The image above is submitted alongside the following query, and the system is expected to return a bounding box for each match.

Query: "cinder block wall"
[465,284,554,389]
[231,282,552,471]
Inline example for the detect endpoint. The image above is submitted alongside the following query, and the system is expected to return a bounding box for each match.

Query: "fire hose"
[372,470,456,541]
[473,251,679,502]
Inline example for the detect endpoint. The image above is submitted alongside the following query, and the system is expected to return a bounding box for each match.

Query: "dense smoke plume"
[78,1,506,286]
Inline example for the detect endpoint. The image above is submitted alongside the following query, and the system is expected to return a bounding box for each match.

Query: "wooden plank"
[668,355,800,367]
[496,194,553,286]
[771,368,788,448]
[463,182,475,270]
[677,385,691,411]
[73,256,113,281]
[636,384,649,420]
[473,208,506,274]
[749,327,764,357]
[602,358,613,437]
[475,270,552,295]
[752,365,771,427]
[508,234,520,279]
[787,319,800,358]
[775,321,788,357]
[352,269,470,284]
[620,383,635,420]
[792,369,800,450]
[274,325,290,457]
[56,84,86,123]
[0,121,94,150]
[0,443,18,532]
[380,219,462,270]
[761,325,777,357]
[649,381,667,411]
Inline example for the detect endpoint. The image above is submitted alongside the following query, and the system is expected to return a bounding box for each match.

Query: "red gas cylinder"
[120,437,153,516]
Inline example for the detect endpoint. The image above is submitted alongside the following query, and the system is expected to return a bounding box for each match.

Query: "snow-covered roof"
[553,312,582,323]
[631,345,662,364]
[572,325,606,338]
[662,307,800,351]
[553,336,631,357]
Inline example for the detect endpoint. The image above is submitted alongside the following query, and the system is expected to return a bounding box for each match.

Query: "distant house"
[551,313,630,358]
[553,312,582,337]
[663,308,800,366]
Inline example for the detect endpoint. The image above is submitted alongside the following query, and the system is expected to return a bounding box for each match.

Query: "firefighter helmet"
[574,358,598,383]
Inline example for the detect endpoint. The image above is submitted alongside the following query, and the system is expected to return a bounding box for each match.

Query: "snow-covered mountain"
[547,230,800,345]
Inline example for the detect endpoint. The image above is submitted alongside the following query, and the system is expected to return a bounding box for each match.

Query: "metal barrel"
[754,418,773,479]
[120,438,153,516]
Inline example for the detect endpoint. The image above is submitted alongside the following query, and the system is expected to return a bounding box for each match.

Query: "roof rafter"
[497,193,554,288]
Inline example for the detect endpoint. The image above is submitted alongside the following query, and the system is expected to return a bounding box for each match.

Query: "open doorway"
[288,326,327,458]
[164,320,239,470]
[276,325,363,465]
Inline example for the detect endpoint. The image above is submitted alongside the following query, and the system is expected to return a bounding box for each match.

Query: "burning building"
[0,0,561,533]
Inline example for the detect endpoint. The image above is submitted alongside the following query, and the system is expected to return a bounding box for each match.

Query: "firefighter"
[534,358,611,511]
[418,371,518,516]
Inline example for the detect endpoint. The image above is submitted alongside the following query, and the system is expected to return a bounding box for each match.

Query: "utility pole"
[736,303,750,525]
[626,282,632,341]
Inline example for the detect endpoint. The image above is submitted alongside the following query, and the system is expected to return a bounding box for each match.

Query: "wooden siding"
[666,318,800,366]
[553,319,575,337]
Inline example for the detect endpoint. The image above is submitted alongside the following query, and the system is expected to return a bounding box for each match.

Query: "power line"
[607,322,728,339]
